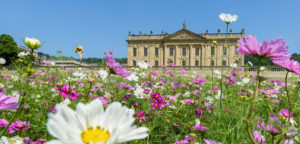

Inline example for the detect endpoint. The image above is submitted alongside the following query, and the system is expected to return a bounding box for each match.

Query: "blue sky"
[0,0,299,58]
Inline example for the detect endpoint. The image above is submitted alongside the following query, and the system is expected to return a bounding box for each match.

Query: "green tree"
[0,34,20,65]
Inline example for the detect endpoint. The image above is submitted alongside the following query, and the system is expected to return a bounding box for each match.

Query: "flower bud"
[24,37,41,49]
[75,45,84,60]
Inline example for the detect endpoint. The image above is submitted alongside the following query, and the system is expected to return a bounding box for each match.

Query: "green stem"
[284,71,292,122]
[246,59,262,144]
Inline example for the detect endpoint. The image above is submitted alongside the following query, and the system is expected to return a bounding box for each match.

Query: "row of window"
[133,48,160,57]
[133,47,238,57]
[133,60,239,66]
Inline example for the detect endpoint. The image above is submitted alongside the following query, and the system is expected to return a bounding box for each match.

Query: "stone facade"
[127,23,245,67]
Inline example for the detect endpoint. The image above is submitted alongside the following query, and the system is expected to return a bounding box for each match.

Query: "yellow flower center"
[81,126,110,144]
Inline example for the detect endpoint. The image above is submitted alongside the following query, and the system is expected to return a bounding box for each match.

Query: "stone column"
[138,45,143,62]
[160,45,163,66]
[163,45,167,65]
[175,45,180,66]
[148,45,152,65]
[202,44,206,66]
[127,46,131,66]
[189,44,192,66]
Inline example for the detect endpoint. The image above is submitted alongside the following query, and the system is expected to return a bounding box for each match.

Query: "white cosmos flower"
[195,118,201,125]
[137,61,149,69]
[61,98,71,105]
[205,96,214,104]
[230,63,238,68]
[290,118,297,126]
[134,86,145,99]
[46,99,148,144]
[0,58,6,64]
[126,72,139,81]
[98,70,109,81]
[215,90,222,99]
[183,91,190,97]
[260,66,266,71]
[0,136,24,144]
[219,13,238,24]
[11,75,19,81]
[214,69,221,75]
[139,72,146,77]
[242,78,250,84]
[18,51,30,57]
[73,72,86,80]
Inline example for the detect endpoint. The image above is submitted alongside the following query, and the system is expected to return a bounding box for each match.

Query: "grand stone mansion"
[127,23,245,67]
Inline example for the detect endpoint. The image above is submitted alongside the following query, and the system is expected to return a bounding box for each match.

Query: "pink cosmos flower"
[167,95,177,102]
[0,93,18,110]
[56,85,81,100]
[183,99,192,105]
[236,35,291,61]
[232,70,238,77]
[279,109,293,119]
[43,61,51,65]
[196,107,203,117]
[253,131,265,144]
[107,50,114,54]
[169,63,175,67]
[179,69,186,74]
[192,124,208,131]
[8,120,31,134]
[152,71,158,76]
[273,60,300,75]
[203,139,223,144]
[176,140,189,144]
[106,52,130,77]
[0,118,8,127]
[284,139,296,144]
[256,120,280,134]
[133,110,146,123]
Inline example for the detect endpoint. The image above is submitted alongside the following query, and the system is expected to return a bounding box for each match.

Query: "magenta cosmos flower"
[192,124,208,131]
[0,93,18,110]
[236,35,291,61]
[253,131,265,144]
[279,109,293,119]
[57,85,81,100]
[106,52,130,77]
[273,60,300,75]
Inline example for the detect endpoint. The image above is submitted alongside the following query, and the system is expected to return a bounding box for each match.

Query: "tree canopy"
[0,34,20,65]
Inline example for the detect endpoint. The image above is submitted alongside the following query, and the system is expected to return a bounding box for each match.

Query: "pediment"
[164,29,206,40]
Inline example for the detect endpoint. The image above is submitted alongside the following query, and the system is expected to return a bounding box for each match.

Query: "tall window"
[195,47,200,56]
[211,60,214,66]
[222,60,226,66]
[155,48,159,56]
[133,48,137,57]
[211,47,215,56]
[223,46,227,55]
[133,60,136,66]
[155,60,159,66]
[170,48,174,56]
[195,60,199,66]
[144,48,148,56]
[182,60,186,66]
[182,48,186,56]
